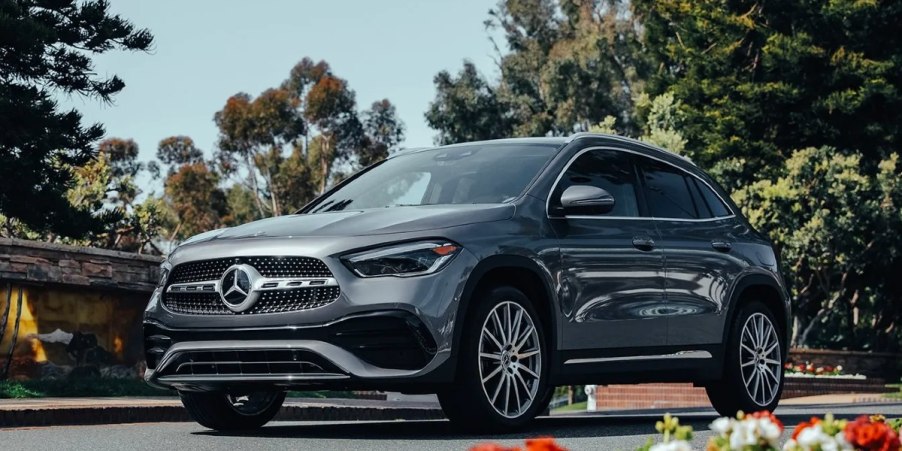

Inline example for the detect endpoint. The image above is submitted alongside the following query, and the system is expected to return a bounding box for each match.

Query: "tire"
[180,390,286,431]
[438,285,551,432]
[706,301,785,416]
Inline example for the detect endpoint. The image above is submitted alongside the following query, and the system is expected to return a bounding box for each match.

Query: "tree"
[163,162,228,240]
[214,58,400,218]
[733,147,902,351]
[157,136,203,170]
[304,73,364,193]
[360,99,405,166]
[214,89,306,216]
[633,0,902,187]
[426,0,653,143]
[0,0,153,238]
[426,62,513,144]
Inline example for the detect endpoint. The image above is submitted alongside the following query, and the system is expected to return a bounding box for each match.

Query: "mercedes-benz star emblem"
[219,264,260,312]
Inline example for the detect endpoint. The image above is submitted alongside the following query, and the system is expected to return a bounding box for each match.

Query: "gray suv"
[144,133,790,431]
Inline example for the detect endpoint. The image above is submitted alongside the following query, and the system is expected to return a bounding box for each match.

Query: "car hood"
[187,204,515,244]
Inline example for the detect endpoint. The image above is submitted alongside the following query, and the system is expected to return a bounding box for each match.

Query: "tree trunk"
[0,286,23,380]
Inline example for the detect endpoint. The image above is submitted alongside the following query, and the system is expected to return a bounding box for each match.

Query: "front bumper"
[144,311,448,391]
[142,237,479,391]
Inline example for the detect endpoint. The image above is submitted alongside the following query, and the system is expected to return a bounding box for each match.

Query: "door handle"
[711,240,733,252]
[632,236,656,251]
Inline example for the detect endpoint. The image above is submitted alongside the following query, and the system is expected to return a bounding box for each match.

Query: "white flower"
[710,417,733,436]
[649,440,694,451]
[729,420,759,448]
[756,417,783,447]
[788,424,853,450]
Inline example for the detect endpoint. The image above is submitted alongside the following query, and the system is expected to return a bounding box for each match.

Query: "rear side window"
[639,158,699,219]
[553,149,640,217]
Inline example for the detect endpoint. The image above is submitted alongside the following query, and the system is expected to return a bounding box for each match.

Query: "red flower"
[748,410,784,433]
[525,438,567,451]
[845,416,902,451]
[792,417,822,440]
[470,444,520,451]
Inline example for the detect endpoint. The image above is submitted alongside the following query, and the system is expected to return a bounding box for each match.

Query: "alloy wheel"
[739,312,782,406]
[478,300,542,419]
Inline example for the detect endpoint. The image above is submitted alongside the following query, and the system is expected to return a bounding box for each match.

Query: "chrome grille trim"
[166,276,338,293]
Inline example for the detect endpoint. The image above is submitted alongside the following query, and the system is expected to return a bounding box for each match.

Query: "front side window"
[551,148,640,217]
[308,143,559,213]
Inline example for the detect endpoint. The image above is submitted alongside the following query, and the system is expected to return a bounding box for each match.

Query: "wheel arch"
[723,273,791,358]
[450,255,559,370]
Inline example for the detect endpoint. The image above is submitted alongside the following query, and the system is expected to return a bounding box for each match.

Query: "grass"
[886,383,902,399]
[0,378,174,399]
[552,401,588,413]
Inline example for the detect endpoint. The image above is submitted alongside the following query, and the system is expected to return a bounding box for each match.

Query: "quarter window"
[552,149,640,217]
[695,178,731,217]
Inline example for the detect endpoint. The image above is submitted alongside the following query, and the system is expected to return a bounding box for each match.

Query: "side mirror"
[559,185,615,215]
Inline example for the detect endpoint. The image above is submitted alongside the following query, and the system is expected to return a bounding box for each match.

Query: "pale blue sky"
[60,0,501,180]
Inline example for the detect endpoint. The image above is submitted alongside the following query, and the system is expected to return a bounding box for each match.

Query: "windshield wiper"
[324,199,353,212]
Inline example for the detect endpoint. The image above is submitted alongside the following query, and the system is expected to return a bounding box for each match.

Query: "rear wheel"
[438,285,551,432]
[706,301,784,416]
[180,390,285,431]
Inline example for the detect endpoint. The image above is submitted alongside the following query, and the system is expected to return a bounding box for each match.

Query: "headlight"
[342,241,461,277]
[157,261,171,288]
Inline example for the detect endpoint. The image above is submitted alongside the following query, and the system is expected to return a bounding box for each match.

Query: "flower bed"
[640,411,901,451]
[470,413,902,450]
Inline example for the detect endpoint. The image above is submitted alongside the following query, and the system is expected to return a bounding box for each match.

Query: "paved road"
[3,402,900,450]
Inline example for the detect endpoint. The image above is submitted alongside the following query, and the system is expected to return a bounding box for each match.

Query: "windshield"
[308,143,559,213]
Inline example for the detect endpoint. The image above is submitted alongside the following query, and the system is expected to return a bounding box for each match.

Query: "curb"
[0,402,444,428]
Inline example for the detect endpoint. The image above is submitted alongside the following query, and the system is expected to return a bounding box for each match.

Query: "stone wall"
[0,238,161,291]
[0,239,162,380]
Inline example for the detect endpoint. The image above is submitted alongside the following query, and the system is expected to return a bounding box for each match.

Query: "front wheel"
[180,390,285,431]
[438,285,551,432]
[706,301,785,416]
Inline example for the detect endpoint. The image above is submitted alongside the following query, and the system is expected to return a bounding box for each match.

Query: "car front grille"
[163,286,341,315]
[162,256,340,315]
[168,256,332,284]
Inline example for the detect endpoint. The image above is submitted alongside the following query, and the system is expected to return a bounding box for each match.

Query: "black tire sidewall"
[442,285,550,431]
[712,301,785,415]
[180,390,285,431]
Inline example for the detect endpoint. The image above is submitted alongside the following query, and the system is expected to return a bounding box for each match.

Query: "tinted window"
[309,143,558,213]
[695,178,731,217]
[687,177,712,219]
[639,158,699,219]
[553,149,640,217]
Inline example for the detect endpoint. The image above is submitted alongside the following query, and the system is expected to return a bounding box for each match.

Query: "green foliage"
[0,0,153,238]
[427,0,653,143]
[214,58,403,218]
[0,378,173,398]
[734,147,902,349]
[634,0,902,185]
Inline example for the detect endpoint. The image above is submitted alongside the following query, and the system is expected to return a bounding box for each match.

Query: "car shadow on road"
[193,413,721,441]
[192,403,896,441]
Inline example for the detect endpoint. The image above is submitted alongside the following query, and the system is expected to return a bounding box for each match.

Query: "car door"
[636,156,746,346]
[550,147,668,350]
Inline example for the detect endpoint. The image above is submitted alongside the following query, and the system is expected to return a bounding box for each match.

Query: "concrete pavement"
[2,402,901,450]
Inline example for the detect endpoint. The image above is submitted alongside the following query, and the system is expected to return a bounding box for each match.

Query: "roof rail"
[565,132,695,165]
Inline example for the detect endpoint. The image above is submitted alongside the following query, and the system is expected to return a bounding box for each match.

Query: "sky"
[59,0,502,186]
